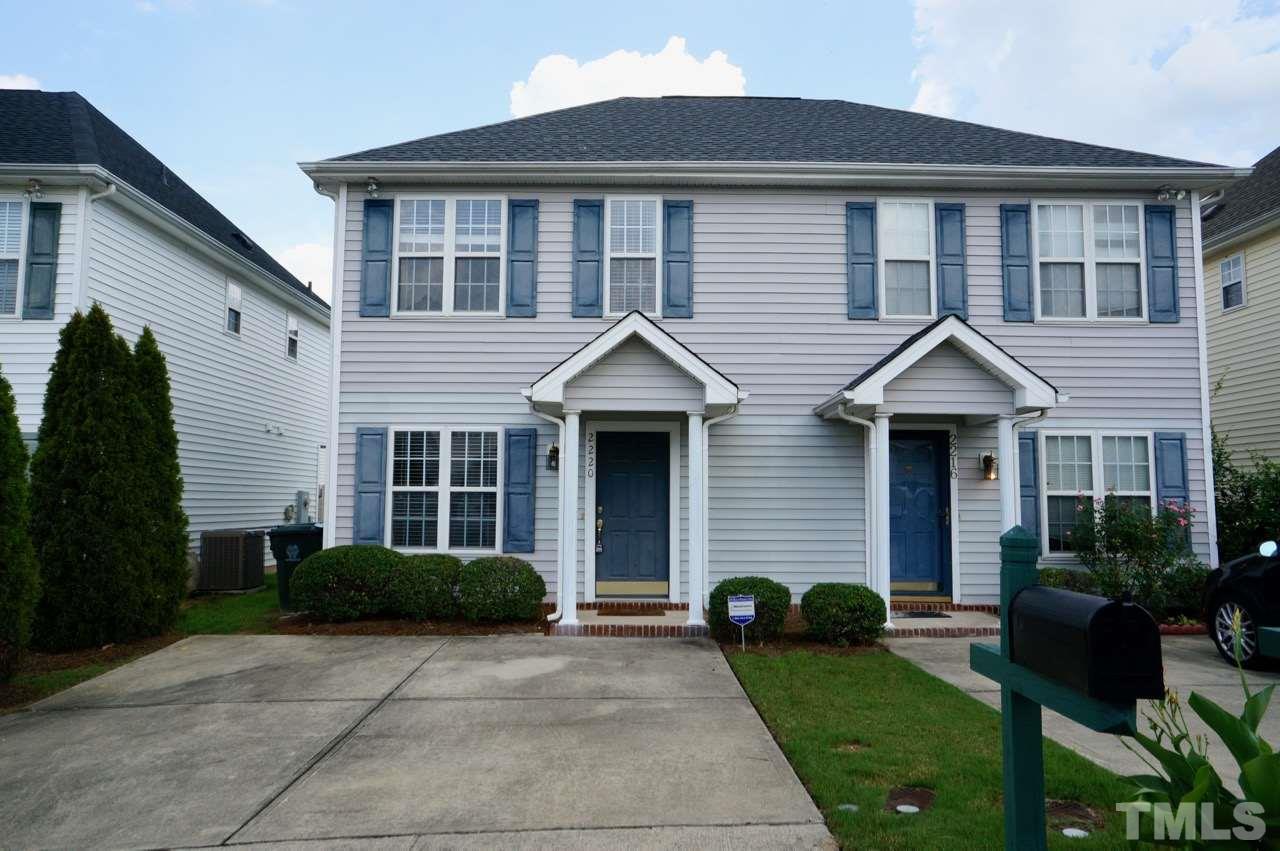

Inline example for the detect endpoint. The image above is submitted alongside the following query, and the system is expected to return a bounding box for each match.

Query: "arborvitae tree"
[133,327,189,632]
[31,305,153,650]
[0,362,39,680]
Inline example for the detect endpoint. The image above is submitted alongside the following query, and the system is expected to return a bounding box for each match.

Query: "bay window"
[605,197,660,316]
[1034,201,1145,320]
[389,427,500,551]
[394,197,504,316]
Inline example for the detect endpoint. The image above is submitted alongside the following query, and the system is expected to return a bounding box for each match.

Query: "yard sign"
[728,594,755,650]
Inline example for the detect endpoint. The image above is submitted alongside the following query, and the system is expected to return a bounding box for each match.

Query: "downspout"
[701,405,740,605]
[75,182,117,310]
[835,402,891,628]
[530,405,567,624]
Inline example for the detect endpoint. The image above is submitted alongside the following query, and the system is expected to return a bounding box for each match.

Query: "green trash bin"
[267,523,322,611]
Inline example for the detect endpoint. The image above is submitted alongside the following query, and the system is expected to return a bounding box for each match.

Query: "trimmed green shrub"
[800,583,885,646]
[1213,429,1280,562]
[133,327,190,634]
[292,545,403,621]
[458,557,545,622]
[708,576,791,643]
[0,363,38,680]
[1038,567,1099,595]
[31,306,155,650]
[390,554,463,620]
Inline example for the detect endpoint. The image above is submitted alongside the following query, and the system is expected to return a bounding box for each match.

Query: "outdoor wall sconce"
[24,179,42,200]
[366,177,380,198]
[547,443,560,471]
[980,451,998,480]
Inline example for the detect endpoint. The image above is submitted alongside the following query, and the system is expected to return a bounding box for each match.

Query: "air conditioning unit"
[197,529,265,592]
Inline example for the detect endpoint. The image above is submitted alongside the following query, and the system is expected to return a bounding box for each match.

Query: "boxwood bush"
[389,554,463,620]
[292,545,403,621]
[800,583,885,646]
[708,576,791,643]
[458,557,545,622]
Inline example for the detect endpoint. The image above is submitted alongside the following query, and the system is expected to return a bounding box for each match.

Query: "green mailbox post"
[971,527,1145,850]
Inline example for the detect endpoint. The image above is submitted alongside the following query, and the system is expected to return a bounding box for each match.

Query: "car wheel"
[1211,597,1262,668]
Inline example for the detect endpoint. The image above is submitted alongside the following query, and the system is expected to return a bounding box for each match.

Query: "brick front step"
[889,601,1000,614]
[889,626,1002,638]
[550,622,710,638]
[576,601,689,611]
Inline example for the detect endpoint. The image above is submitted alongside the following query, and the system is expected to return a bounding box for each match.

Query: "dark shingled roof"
[0,90,326,309]
[1202,144,1280,243]
[330,96,1217,170]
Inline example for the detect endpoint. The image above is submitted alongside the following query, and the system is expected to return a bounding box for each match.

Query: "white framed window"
[604,196,662,317]
[392,196,505,317]
[878,199,935,318]
[225,280,243,335]
[1220,254,1245,312]
[285,312,299,360]
[387,427,502,552]
[0,198,26,317]
[1033,201,1146,321]
[1040,430,1154,555]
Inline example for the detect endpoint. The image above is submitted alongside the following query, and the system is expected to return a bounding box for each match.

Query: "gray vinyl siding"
[334,186,1208,603]
[881,343,1013,415]
[564,338,704,412]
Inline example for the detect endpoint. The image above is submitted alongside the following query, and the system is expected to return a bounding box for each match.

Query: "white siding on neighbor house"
[83,198,330,544]
[0,185,85,433]
[1205,227,1280,465]
[334,186,1207,603]
[564,338,704,412]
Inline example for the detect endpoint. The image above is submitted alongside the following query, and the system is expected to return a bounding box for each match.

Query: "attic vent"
[231,232,255,252]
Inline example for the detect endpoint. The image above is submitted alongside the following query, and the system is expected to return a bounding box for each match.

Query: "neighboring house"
[301,96,1242,629]
[0,89,331,552]
[1202,144,1280,465]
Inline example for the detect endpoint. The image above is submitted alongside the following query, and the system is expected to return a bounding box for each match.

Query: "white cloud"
[510,36,745,118]
[0,73,40,90]
[275,242,332,301]
[909,0,1280,166]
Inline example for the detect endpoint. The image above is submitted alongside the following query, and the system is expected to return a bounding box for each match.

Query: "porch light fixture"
[980,451,998,481]
[1155,186,1187,202]
[365,177,380,198]
[24,179,42,200]
[547,443,560,471]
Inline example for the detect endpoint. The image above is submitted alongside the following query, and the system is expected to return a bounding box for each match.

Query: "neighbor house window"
[225,281,243,334]
[0,200,23,316]
[1041,431,1154,555]
[1035,201,1145,320]
[388,428,500,551]
[879,200,934,317]
[1220,254,1245,311]
[285,313,299,359]
[605,197,660,315]
[394,197,504,316]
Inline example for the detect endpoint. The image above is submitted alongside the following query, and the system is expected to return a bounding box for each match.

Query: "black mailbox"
[1008,586,1164,703]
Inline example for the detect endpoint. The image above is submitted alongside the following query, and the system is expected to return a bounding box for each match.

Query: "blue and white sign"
[728,595,756,627]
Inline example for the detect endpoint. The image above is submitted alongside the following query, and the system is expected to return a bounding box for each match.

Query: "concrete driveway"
[0,635,829,850]
[891,634,1280,784]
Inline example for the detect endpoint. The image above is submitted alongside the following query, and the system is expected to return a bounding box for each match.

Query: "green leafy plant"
[291,545,403,621]
[0,362,39,681]
[1213,429,1280,564]
[800,583,884,646]
[389,554,463,620]
[457,557,545,622]
[708,576,791,643]
[1038,566,1100,594]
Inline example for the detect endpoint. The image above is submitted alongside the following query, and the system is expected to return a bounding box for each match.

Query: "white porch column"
[997,414,1017,537]
[873,412,893,626]
[560,410,581,625]
[687,412,706,625]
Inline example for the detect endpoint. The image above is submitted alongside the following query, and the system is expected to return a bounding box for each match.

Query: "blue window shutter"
[662,200,693,318]
[353,427,387,545]
[1154,431,1190,507]
[571,200,603,317]
[1017,431,1039,537]
[1000,203,1033,322]
[360,199,392,317]
[935,202,967,319]
[503,427,537,553]
[846,202,877,319]
[22,202,60,320]
[506,199,538,317]
[1145,205,1179,323]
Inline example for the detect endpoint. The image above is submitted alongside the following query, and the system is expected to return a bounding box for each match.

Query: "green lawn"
[176,573,280,635]
[728,648,1133,850]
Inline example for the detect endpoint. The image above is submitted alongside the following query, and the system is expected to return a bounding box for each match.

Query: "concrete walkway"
[890,634,1280,784]
[0,635,831,850]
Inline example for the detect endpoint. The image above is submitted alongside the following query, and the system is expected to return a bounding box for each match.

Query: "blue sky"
[3,0,1278,299]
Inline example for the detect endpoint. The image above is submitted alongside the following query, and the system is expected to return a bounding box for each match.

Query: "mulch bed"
[272,614,546,636]
[719,609,888,657]
[1159,623,1207,635]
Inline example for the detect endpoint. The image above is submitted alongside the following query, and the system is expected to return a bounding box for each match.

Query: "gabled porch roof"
[813,315,1063,418]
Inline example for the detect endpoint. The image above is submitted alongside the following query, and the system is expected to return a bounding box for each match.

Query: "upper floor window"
[225,280,243,334]
[1034,201,1144,321]
[879,200,934,318]
[1220,254,1245,311]
[394,196,504,316]
[0,199,23,316]
[605,197,660,316]
[286,312,299,359]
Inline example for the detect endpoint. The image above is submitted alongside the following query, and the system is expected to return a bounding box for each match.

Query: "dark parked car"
[1205,540,1280,667]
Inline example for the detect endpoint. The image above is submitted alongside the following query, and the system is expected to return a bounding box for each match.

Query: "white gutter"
[701,406,740,605]
[835,403,891,630]
[320,183,346,546]
[1191,191,1220,569]
[528,403,567,624]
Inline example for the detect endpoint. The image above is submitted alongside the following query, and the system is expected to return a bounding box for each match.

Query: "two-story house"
[1202,144,1280,466]
[302,96,1241,633]
[0,89,332,554]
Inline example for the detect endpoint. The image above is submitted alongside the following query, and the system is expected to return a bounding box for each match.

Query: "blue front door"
[596,431,670,595]
[889,431,951,594]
